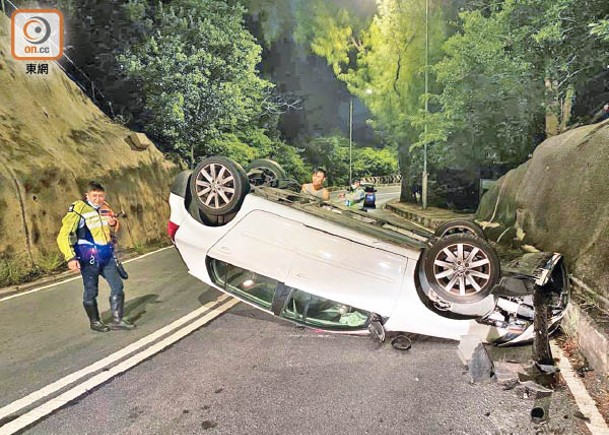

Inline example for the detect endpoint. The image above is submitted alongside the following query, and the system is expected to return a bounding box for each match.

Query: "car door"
[207,210,300,283]
[285,225,408,317]
[207,258,279,312]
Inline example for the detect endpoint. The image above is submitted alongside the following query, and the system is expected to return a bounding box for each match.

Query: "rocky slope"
[477,120,609,300]
[0,15,179,284]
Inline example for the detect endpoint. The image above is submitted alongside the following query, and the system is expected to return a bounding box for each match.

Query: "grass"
[0,254,31,287]
[132,241,146,255]
[35,251,64,274]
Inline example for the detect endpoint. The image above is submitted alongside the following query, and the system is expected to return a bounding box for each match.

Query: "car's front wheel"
[189,156,249,218]
[420,234,500,304]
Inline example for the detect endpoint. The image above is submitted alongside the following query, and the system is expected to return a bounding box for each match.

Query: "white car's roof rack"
[251,186,430,249]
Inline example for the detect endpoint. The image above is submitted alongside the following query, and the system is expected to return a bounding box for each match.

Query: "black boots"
[109,294,135,330]
[83,296,134,332]
[83,301,110,333]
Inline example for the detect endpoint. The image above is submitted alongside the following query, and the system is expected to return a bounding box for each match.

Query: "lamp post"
[422,0,429,210]
[349,97,353,186]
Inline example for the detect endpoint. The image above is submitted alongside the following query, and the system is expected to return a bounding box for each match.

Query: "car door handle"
[296,273,306,279]
[219,246,231,253]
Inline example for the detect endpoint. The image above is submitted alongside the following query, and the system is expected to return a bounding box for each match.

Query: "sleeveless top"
[303,183,328,199]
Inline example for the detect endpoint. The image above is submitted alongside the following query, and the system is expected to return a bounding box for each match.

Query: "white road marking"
[550,341,609,434]
[0,246,173,303]
[0,276,82,302]
[122,246,173,264]
[0,296,240,435]
[0,293,230,423]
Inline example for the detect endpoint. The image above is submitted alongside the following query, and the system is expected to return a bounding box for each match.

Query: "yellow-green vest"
[56,200,117,262]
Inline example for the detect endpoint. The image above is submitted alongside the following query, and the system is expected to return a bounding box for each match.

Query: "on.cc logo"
[22,16,52,45]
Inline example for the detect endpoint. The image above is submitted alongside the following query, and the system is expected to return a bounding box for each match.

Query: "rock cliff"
[477,120,609,300]
[0,15,179,284]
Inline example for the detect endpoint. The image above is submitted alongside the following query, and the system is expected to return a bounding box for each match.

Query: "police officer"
[339,179,365,206]
[57,181,134,332]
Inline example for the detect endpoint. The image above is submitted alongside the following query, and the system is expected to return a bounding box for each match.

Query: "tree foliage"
[117,0,274,165]
[305,135,397,186]
[590,19,609,42]
[411,0,609,171]
[411,7,540,169]
[289,0,449,194]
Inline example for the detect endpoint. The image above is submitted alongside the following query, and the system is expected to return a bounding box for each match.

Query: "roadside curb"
[385,200,474,230]
[562,295,609,376]
[0,249,159,300]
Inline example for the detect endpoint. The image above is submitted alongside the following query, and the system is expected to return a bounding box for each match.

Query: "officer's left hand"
[107,215,117,227]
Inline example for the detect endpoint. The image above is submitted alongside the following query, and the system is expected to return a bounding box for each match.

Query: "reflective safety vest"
[56,200,120,263]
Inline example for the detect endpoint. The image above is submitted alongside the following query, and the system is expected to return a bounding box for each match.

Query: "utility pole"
[422,0,429,209]
[349,97,353,186]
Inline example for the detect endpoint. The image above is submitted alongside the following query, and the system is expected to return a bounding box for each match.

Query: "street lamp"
[422,0,429,209]
[349,97,353,186]
[349,89,372,186]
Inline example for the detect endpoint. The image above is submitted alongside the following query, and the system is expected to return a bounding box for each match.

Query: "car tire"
[246,159,286,187]
[189,156,249,217]
[434,219,486,240]
[420,234,500,304]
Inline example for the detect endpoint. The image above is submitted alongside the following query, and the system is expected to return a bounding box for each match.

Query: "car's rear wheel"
[246,159,286,187]
[421,234,500,304]
[189,156,249,218]
[434,219,486,240]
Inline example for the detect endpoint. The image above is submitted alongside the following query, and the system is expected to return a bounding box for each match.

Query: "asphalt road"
[330,185,401,209]
[14,287,588,435]
[0,248,216,408]
[0,189,591,434]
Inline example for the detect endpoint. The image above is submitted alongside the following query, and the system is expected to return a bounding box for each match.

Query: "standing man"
[57,181,134,332]
[301,167,330,201]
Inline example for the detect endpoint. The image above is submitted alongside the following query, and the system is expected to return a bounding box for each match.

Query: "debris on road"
[458,335,494,383]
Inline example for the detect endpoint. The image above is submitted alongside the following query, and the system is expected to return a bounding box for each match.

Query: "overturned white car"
[168,156,568,346]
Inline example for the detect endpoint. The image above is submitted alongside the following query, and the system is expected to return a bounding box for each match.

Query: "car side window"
[281,288,370,330]
[208,259,277,310]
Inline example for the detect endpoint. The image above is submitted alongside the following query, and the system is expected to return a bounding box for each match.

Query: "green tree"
[305,135,398,186]
[289,0,450,199]
[353,147,399,178]
[413,0,609,175]
[590,19,609,41]
[117,0,273,165]
[504,0,609,136]
[412,8,540,170]
[305,136,350,185]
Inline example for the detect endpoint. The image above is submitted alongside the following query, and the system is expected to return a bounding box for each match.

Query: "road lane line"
[0,246,174,303]
[550,342,609,434]
[0,293,230,422]
[0,297,240,435]
[0,276,82,302]
[122,246,173,264]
